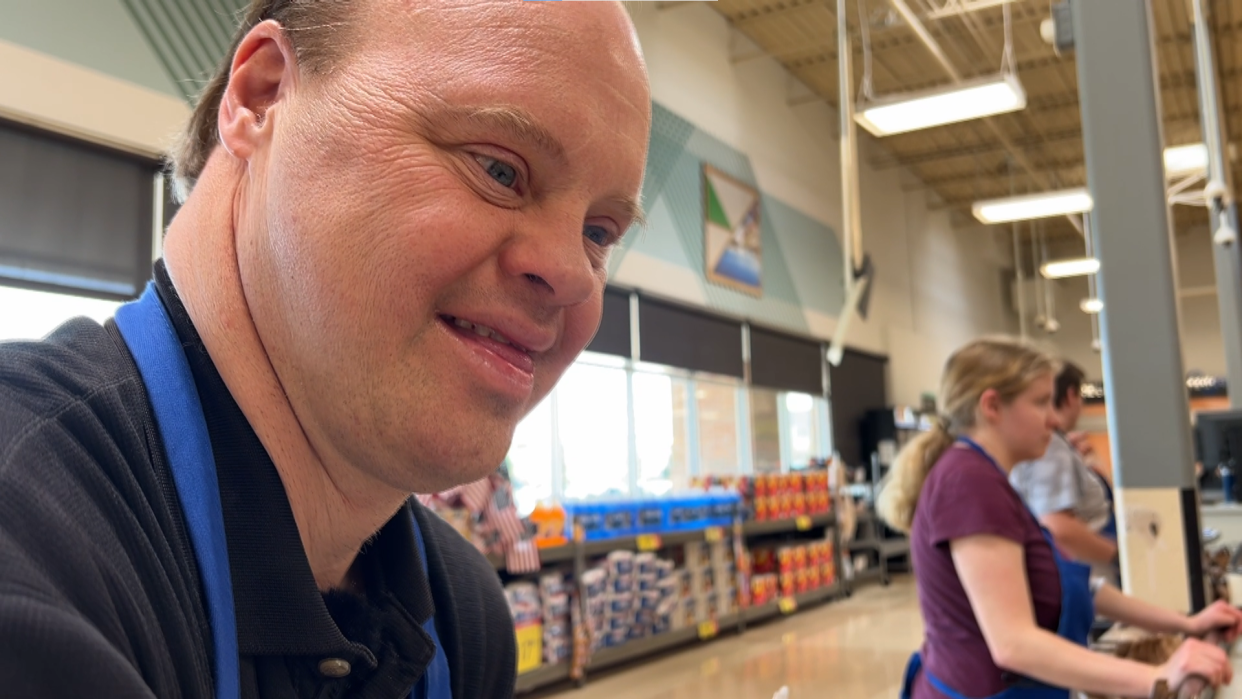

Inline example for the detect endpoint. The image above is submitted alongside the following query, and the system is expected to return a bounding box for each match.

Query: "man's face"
[1060,386,1083,431]
[234,1,650,493]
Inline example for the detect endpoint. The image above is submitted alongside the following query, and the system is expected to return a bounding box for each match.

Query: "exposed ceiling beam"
[872,128,1084,169]
[726,0,826,29]
[904,158,1086,192]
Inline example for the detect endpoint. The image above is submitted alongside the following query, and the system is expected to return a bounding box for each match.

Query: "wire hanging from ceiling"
[1000,1,1016,75]
[857,0,875,101]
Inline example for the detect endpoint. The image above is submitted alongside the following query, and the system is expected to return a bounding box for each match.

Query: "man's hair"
[169,0,355,201]
[1054,360,1086,410]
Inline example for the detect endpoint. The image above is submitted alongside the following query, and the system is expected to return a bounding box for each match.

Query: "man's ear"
[217,20,297,161]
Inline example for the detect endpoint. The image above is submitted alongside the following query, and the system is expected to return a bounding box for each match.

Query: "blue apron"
[899,437,1095,699]
[115,283,452,699]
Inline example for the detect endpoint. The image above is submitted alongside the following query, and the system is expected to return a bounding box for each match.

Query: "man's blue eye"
[585,225,612,246]
[478,156,518,188]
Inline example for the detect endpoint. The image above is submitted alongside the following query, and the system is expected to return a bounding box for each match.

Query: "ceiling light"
[972,187,1093,224]
[1080,297,1104,314]
[1163,143,1209,177]
[1042,257,1101,279]
[855,73,1027,137]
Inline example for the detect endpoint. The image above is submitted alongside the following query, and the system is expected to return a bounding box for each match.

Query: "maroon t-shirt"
[910,444,1062,698]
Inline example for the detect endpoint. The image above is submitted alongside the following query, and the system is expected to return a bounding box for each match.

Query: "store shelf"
[582,528,722,558]
[588,613,741,673]
[880,539,910,559]
[740,583,843,626]
[490,543,576,572]
[515,662,571,694]
[742,512,835,537]
[851,567,884,584]
[846,537,881,552]
[743,600,781,624]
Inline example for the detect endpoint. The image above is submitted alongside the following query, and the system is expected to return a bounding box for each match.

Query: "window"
[558,360,630,500]
[507,396,553,517]
[0,285,122,342]
[696,379,741,477]
[784,392,817,469]
[751,388,781,473]
[633,371,689,496]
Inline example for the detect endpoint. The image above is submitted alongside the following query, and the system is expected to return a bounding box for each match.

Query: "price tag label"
[636,533,663,551]
[779,596,798,615]
[795,515,813,531]
[704,526,724,543]
[697,619,719,640]
[516,623,543,675]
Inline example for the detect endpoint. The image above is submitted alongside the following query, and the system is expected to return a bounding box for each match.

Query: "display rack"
[845,511,908,587]
[502,511,844,695]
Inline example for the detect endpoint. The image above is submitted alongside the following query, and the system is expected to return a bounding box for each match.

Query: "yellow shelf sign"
[516,623,543,675]
[636,533,663,552]
[795,515,813,531]
[779,596,798,615]
[697,619,719,640]
[704,526,724,543]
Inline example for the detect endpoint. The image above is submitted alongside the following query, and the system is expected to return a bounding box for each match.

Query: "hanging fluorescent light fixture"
[1163,142,1209,177]
[972,187,1093,224]
[855,73,1027,137]
[1080,297,1104,314]
[1042,257,1100,279]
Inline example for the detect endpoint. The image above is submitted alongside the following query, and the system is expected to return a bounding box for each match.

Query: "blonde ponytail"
[876,421,955,533]
[875,337,1056,535]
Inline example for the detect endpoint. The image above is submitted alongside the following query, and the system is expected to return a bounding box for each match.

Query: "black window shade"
[638,297,744,378]
[0,121,156,299]
[829,349,889,468]
[750,326,825,395]
[585,287,632,357]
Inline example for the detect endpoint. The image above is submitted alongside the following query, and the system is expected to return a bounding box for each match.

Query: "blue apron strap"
[409,511,453,699]
[114,283,240,699]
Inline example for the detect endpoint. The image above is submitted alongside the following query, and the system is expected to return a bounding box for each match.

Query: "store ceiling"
[709,0,1240,242]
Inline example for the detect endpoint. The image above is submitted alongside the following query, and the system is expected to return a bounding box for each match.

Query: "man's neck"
[1056,408,1077,433]
[161,164,409,591]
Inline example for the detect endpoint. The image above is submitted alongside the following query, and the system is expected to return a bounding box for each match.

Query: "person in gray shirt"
[1010,361,1119,584]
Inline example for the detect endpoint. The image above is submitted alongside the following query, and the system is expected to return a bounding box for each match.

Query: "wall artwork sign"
[702,165,763,297]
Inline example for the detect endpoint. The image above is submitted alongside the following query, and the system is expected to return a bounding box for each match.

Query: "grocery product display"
[466,469,870,695]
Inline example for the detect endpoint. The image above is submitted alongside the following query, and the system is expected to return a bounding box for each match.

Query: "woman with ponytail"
[879,338,1242,699]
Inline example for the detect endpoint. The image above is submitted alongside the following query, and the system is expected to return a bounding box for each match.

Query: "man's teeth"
[451,317,512,346]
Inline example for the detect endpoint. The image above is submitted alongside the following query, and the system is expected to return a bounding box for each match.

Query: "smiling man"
[0,1,650,697]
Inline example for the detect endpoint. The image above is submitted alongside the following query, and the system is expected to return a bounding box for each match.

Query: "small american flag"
[505,540,541,574]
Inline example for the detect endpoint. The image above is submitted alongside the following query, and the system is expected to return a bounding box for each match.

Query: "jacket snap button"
[318,658,352,678]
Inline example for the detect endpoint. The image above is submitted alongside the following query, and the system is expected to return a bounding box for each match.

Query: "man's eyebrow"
[440,105,646,227]
[609,195,647,230]
[446,105,568,165]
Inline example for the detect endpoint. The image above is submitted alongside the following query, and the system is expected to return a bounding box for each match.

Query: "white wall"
[628,3,1014,405]
[1035,228,1228,381]
[0,2,1018,406]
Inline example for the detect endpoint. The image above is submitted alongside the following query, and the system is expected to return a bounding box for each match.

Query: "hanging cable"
[1000,1,1015,75]
[856,0,875,101]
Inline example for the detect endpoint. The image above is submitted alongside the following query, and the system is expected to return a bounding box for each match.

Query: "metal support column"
[1072,0,1205,612]
[1190,0,1242,403]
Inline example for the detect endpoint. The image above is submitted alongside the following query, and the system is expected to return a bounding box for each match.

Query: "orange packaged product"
[794,492,807,516]
[807,565,821,590]
[793,545,808,570]
[794,568,809,593]
[529,502,569,549]
[779,572,796,596]
[776,547,795,573]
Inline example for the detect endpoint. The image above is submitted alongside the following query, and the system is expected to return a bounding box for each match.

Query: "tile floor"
[541,576,922,699]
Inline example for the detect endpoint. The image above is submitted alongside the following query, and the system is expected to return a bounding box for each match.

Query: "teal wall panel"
[0,0,180,97]
[616,103,845,336]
